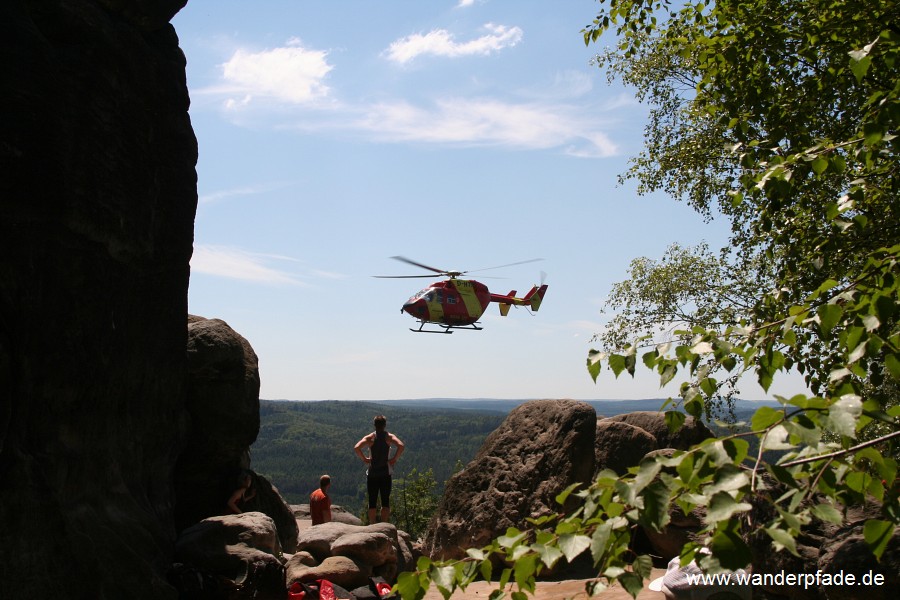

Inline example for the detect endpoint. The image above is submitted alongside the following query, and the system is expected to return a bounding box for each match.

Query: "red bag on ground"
[318,579,336,600]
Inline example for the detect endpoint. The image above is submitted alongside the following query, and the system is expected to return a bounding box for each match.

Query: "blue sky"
[172,0,807,402]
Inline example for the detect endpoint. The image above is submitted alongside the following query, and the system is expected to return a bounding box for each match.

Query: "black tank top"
[370,430,390,476]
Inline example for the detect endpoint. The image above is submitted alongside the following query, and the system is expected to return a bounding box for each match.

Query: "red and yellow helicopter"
[375,256,549,333]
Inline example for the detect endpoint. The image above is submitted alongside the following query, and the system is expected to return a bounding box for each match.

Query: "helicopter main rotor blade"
[389,256,450,275]
[468,258,544,273]
[372,274,439,279]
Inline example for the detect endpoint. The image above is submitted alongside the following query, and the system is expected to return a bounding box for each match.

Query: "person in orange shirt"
[309,474,332,525]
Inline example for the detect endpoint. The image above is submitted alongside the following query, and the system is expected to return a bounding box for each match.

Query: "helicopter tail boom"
[498,290,517,316]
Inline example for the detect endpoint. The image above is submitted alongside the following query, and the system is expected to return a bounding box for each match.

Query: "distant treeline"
[251,398,781,515]
[251,400,505,514]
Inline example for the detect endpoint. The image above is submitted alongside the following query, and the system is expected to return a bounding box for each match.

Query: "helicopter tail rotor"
[523,279,548,312]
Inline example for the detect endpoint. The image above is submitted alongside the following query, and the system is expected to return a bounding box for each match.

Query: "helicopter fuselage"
[402,279,490,327]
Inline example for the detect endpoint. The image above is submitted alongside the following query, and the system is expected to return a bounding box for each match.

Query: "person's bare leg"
[381,506,390,523]
[368,508,377,523]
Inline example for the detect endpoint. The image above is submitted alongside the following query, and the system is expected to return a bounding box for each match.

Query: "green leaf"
[752,406,783,431]
[497,567,512,591]
[559,533,592,562]
[633,554,654,580]
[863,122,884,146]
[533,541,564,569]
[707,465,750,495]
[849,55,872,82]
[823,394,862,438]
[609,353,627,378]
[587,350,604,382]
[817,304,844,335]
[638,480,672,532]
[710,522,753,569]
[811,502,843,525]
[480,558,493,583]
[885,353,900,379]
[723,438,749,465]
[811,156,828,175]
[395,571,426,600]
[555,482,581,506]
[660,362,677,386]
[590,522,612,563]
[498,528,526,549]
[766,526,800,556]
[706,491,752,523]
[863,520,895,560]
[513,553,538,593]
[618,572,645,598]
[665,410,686,434]
[431,566,456,599]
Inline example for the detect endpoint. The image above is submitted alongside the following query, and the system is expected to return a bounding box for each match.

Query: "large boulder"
[422,399,596,560]
[248,472,301,554]
[601,411,713,450]
[175,316,260,531]
[287,555,368,591]
[1,1,195,598]
[175,512,283,578]
[174,316,298,552]
[289,521,416,589]
[595,419,658,475]
[174,512,286,597]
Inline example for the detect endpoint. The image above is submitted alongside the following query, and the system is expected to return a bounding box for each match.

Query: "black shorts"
[367,473,392,509]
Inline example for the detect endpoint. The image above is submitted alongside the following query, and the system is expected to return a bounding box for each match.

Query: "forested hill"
[251,400,506,512]
[251,398,777,514]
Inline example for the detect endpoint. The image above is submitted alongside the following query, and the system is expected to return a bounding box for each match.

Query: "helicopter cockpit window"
[437,291,444,303]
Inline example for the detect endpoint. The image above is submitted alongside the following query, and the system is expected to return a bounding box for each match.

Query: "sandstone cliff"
[1,1,195,598]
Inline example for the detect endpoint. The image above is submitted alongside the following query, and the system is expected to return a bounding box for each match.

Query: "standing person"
[309,474,332,525]
[354,415,405,523]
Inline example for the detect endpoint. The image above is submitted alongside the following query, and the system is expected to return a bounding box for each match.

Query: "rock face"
[601,411,713,451]
[176,316,260,530]
[594,419,658,475]
[289,522,418,590]
[175,316,298,553]
[595,413,713,561]
[174,512,287,598]
[1,1,195,599]
[422,399,597,560]
[175,512,284,580]
[748,498,900,600]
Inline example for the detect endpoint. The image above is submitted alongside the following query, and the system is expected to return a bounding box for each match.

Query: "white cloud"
[219,38,333,106]
[384,23,523,64]
[456,0,477,7]
[352,97,618,157]
[198,182,294,204]
[191,245,307,286]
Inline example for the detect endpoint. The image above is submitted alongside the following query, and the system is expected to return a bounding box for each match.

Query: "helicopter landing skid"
[410,321,483,334]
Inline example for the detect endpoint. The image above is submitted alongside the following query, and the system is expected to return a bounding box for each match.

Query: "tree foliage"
[397,1,900,598]
[392,467,441,540]
[595,242,766,417]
